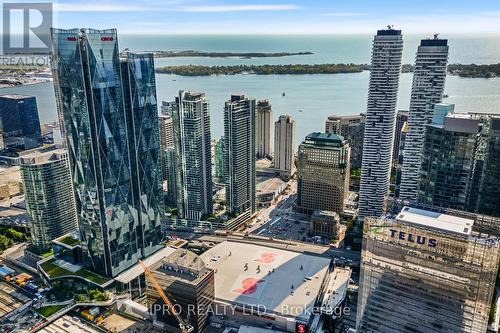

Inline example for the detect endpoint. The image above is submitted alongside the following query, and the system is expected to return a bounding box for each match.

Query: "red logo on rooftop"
[233,278,264,295]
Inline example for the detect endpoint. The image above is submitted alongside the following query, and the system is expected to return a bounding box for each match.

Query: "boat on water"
[282,92,286,96]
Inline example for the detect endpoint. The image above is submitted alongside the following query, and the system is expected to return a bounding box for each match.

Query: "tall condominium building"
[357,205,500,333]
[419,112,500,217]
[400,37,449,201]
[50,28,163,277]
[392,110,408,166]
[256,99,272,158]
[296,133,350,215]
[214,137,225,182]
[0,94,42,150]
[20,148,78,251]
[274,114,296,180]
[358,28,403,220]
[325,114,365,169]
[394,122,409,198]
[158,114,174,182]
[171,91,213,221]
[224,94,256,216]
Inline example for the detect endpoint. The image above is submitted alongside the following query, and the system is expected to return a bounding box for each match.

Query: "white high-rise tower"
[358,28,403,220]
[399,37,449,201]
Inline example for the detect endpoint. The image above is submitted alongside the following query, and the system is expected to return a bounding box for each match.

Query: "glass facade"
[357,208,500,333]
[20,148,77,251]
[171,91,213,221]
[50,28,163,277]
[419,113,500,218]
[224,94,256,216]
[0,94,42,150]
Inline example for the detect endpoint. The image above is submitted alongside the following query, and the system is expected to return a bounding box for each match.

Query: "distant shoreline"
[123,50,314,59]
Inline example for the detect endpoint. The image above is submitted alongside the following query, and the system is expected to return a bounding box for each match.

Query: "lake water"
[1,34,499,146]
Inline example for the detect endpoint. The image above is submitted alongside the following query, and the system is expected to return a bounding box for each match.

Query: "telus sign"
[389,229,437,248]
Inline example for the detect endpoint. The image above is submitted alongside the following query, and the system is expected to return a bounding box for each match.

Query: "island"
[155,63,500,78]
[155,64,370,76]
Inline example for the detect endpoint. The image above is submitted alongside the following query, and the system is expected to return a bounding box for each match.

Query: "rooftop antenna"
[433,33,439,39]
[387,25,394,30]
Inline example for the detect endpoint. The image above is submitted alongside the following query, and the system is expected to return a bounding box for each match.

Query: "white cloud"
[179,5,300,13]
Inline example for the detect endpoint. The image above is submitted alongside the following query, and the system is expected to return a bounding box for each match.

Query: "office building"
[357,205,500,333]
[394,122,409,198]
[0,94,42,150]
[419,112,500,217]
[224,94,256,217]
[214,137,225,182]
[256,99,272,158]
[164,147,177,208]
[393,110,408,166]
[296,133,350,215]
[20,148,77,251]
[274,114,296,180]
[400,37,449,201]
[147,249,215,333]
[325,114,365,169]
[158,114,174,179]
[50,28,163,277]
[358,28,403,220]
[171,91,213,221]
[310,210,346,242]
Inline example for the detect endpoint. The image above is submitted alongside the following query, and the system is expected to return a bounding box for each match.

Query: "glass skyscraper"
[0,94,42,150]
[224,94,256,217]
[171,91,213,221]
[418,112,500,217]
[357,205,500,333]
[50,28,163,278]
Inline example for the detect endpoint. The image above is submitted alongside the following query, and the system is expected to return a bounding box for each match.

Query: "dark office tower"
[256,99,272,158]
[0,94,42,150]
[393,110,408,166]
[419,112,500,217]
[50,28,163,278]
[400,37,449,201]
[476,118,500,217]
[358,28,403,220]
[224,94,256,218]
[171,91,213,221]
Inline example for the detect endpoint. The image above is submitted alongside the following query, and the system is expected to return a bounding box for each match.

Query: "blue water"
[1,34,500,146]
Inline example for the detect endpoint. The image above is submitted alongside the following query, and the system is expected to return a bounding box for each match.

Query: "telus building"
[357,205,500,333]
[50,28,164,277]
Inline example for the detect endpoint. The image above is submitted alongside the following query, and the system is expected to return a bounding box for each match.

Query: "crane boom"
[139,260,193,333]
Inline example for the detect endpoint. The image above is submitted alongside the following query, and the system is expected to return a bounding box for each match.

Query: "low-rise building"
[147,249,215,333]
[310,210,346,244]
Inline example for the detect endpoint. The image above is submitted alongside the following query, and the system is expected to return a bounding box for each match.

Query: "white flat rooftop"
[396,206,474,236]
[201,241,330,322]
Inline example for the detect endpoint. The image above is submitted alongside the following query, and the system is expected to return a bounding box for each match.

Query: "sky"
[32,0,500,34]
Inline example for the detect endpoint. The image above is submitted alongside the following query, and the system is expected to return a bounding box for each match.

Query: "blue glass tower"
[0,94,42,150]
[50,28,163,277]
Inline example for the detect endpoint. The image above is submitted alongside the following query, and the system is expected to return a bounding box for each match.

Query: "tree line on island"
[156,63,500,78]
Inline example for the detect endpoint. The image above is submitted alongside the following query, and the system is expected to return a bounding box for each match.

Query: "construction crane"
[138,260,194,333]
